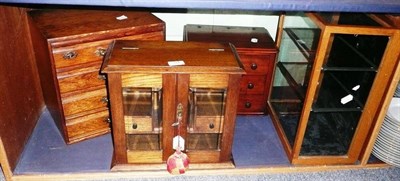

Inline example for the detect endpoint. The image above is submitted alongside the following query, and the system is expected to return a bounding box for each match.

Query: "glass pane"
[187,88,226,150]
[300,33,388,156]
[300,112,361,156]
[313,71,377,110]
[271,103,302,146]
[324,34,388,69]
[123,87,162,151]
[279,28,320,62]
[270,12,321,148]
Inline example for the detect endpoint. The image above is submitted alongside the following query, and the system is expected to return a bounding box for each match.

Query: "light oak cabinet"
[101,40,244,164]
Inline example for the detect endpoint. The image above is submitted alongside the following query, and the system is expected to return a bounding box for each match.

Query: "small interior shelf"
[283,28,320,62]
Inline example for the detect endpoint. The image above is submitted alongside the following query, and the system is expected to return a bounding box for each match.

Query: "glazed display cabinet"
[268,12,400,165]
[101,40,244,165]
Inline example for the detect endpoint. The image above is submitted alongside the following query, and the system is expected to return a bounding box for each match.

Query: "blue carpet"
[14,110,113,174]
[14,110,288,173]
[232,115,290,167]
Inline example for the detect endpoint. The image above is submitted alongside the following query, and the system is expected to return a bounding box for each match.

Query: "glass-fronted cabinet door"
[120,74,164,164]
[269,12,321,158]
[123,86,163,163]
[176,73,242,163]
[102,41,244,166]
[269,12,400,165]
[187,88,226,151]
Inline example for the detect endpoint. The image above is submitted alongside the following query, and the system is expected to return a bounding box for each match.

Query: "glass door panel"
[123,87,162,151]
[299,32,388,156]
[270,12,321,148]
[187,88,226,150]
[301,111,361,156]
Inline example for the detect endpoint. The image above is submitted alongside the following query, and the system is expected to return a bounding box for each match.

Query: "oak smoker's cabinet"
[184,25,277,114]
[28,9,165,144]
[268,12,400,165]
[101,40,245,165]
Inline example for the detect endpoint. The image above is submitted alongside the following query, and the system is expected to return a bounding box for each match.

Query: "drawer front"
[62,89,108,118]
[189,116,223,134]
[52,33,165,72]
[238,53,275,74]
[53,40,111,71]
[237,95,266,113]
[125,116,154,134]
[66,110,110,143]
[58,71,105,96]
[240,75,267,95]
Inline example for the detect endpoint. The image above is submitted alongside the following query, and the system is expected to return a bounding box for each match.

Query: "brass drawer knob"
[63,51,77,60]
[245,102,252,108]
[100,96,109,104]
[132,123,138,129]
[97,74,106,80]
[95,48,107,56]
[247,83,254,89]
[250,63,258,70]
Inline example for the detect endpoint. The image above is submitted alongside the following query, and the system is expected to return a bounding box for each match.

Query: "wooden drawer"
[61,89,108,118]
[52,40,109,72]
[238,52,275,75]
[237,94,266,113]
[124,116,155,134]
[65,110,110,143]
[52,33,165,73]
[240,75,267,94]
[58,71,105,96]
[189,116,223,134]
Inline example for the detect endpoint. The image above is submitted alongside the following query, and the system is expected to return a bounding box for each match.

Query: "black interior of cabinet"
[300,112,361,156]
[337,13,382,26]
[318,13,382,27]
[325,34,388,69]
[312,71,370,111]
[298,32,388,156]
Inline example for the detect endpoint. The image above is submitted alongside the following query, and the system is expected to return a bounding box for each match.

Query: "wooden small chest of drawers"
[28,9,165,144]
[184,24,277,114]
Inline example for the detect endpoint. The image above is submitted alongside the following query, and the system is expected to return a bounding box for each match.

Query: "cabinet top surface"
[29,9,164,40]
[185,24,276,50]
[101,40,245,74]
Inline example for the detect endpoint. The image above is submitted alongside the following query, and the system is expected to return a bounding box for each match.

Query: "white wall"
[152,12,279,41]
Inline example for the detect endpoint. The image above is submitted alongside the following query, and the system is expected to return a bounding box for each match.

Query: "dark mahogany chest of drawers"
[28,9,165,144]
[184,25,277,114]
